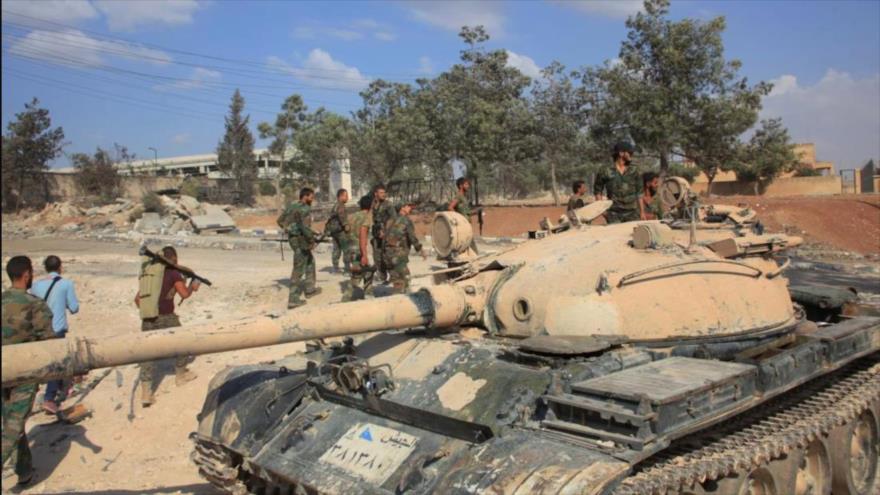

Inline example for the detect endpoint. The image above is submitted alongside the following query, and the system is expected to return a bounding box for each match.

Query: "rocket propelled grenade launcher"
[139,245,212,286]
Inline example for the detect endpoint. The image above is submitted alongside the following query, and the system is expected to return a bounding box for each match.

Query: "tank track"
[190,436,249,495]
[612,355,880,495]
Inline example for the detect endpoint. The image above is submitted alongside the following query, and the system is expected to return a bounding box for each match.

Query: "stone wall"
[692,176,842,196]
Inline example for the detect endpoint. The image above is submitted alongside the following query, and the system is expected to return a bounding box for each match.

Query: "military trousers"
[343,249,374,302]
[289,246,316,303]
[384,247,412,294]
[370,238,388,281]
[605,208,640,224]
[2,383,37,476]
[331,234,350,271]
[139,314,188,386]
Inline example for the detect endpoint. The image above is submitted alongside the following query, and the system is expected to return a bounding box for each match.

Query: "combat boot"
[141,382,155,407]
[304,287,323,298]
[288,299,306,309]
[175,367,198,386]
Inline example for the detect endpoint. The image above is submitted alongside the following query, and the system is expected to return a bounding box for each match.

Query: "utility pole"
[148,147,158,176]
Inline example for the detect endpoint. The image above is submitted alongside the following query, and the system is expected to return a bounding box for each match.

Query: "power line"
[0,11,428,80]
[3,38,364,112]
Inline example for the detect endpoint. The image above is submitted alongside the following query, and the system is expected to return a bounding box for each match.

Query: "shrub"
[668,164,698,184]
[258,181,277,196]
[180,178,201,198]
[142,192,165,214]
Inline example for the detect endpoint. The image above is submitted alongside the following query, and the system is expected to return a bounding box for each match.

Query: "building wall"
[692,175,842,196]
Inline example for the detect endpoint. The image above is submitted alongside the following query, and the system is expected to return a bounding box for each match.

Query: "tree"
[351,79,438,184]
[295,109,354,194]
[1,98,65,211]
[216,89,257,205]
[258,94,308,212]
[531,61,590,204]
[582,0,770,175]
[735,118,798,194]
[72,144,127,201]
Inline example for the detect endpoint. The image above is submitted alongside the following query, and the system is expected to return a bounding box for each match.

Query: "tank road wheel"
[712,467,778,495]
[830,410,879,495]
[793,439,832,495]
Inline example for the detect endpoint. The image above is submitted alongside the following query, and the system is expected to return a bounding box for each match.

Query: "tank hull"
[192,318,879,494]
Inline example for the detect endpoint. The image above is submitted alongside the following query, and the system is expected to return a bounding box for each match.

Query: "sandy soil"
[0,239,441,494]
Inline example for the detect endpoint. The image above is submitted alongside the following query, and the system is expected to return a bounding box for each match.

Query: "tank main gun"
[2,284,480,388]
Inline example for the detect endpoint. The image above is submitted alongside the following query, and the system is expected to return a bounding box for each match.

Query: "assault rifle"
[139,246,213,286]
[261,235,332,261]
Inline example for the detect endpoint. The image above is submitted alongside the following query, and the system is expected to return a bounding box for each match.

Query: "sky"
[2,0,879,172]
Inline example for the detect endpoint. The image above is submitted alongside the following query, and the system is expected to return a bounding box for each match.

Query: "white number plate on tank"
[319,423,419,484]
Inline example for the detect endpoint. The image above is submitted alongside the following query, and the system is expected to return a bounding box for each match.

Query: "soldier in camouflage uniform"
[326,189,351,274]
[594,141,641,224]
[2,256,54,486]
[278,187,321,309]
[370,185,394,284]
[342,195,375,301]
[383,202,426,294]
[639,172,663,220]
[448,177,472,217]
[567,180,588,212]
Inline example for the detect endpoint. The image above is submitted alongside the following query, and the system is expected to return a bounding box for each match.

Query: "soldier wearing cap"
[383,202,426,294]
[594,141,641,223]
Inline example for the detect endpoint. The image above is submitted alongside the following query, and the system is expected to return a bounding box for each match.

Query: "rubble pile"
[3,194,238,238]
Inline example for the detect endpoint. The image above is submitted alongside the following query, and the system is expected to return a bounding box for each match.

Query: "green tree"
[1,98,65,211]
[295,109,355,195]
[257,94,308,212]
[72,145,125,201]
[735,118,798,194]
[216,89,257,205]
[582,0,770,176]
[351,79,437,184]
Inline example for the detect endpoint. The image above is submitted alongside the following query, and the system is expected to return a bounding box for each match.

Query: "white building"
[116,147,294,179]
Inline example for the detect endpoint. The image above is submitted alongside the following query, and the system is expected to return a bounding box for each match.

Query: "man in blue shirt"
[30,255,79,413]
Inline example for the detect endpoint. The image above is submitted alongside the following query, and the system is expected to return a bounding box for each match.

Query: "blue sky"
[2,0,878,171]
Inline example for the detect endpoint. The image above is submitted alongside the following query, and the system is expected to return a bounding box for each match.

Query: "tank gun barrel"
[2,285,472,388]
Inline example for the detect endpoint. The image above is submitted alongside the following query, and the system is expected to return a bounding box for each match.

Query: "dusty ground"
[0,239,442,494]
[1,195,878,493]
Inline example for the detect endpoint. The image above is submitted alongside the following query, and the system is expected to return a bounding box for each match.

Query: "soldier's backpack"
[138,257,165,320]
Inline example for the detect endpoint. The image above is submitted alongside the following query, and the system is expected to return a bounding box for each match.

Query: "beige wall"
[42,173,197,202]
[692,175,842,197]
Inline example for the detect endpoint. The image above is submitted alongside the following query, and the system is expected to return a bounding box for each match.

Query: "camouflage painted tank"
[3,181,878,495]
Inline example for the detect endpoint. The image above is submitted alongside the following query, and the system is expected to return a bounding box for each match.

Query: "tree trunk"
[659,151,669,176]
[706,169,715,198]
[549,159,560,206]
[754,180,760,196]
[276,150,285,214]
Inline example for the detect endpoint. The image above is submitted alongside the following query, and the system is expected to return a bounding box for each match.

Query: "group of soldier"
[569,140,663,224]
[277,183,431,309]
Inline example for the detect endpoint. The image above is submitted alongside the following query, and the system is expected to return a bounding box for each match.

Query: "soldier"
[384,202,426,294]
[278,187,322,309]
[447,177,472,217]
[134,246,199,407]
[2,256,54,486]
[370,185,394,284]
[342,195,375,301]
[594,141,641,224]
[567,180,588,213]
[325,188,351,274]
[639,172,663,220]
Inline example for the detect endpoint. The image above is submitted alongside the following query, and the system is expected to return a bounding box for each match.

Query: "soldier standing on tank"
[370,185,394,284]
[567,180,588,213]
[639,172,663,220]
[447,177,472,217]
[342,195,375,301]
[594,141,641,223]
[2,256,54,486]
[134,246,199,407]
[384,202,426,294]
[325,188,351,274]
[278,187,322,309]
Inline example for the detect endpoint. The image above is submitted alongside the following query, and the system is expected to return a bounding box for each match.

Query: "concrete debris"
[136,213,162,234]
[190,205,236,233]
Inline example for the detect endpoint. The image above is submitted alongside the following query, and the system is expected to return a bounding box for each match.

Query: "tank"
[3,185,878,495]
